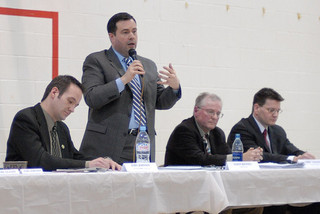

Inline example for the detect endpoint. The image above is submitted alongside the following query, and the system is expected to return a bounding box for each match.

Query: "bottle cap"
[235,133,240,138]
[139,126,146,131]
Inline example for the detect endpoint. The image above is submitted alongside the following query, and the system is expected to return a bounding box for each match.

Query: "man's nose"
[69,105,76,113]
[129,32,135,39]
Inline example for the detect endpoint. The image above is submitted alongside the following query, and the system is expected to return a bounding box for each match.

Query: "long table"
[215,168,320,208]
[0,168,320,214]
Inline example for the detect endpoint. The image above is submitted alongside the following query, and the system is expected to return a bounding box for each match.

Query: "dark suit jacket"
[164,116,231,166]
[6,103,92,171]
[227,114,305,163]
[80,48,181,162]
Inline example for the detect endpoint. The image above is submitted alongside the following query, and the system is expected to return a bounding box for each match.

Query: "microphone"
[128,49,143,78]
[128,49,137,60]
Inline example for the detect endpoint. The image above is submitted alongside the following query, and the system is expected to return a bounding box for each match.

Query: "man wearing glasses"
[228,87,315,163]
[228,88,318,214]
[165,92,263,167]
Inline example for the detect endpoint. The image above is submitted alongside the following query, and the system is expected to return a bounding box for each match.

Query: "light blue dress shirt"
[113,48,143,129]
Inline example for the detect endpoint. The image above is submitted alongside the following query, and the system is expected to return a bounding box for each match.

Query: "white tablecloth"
[0,170,227,214]
[1,168,320,214]
[213,168,320,208]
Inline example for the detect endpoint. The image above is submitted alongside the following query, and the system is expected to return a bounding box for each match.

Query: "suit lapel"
[105,48,126,77]
[105,48,142,93]
[34,104,51,152]
[105,47,148,106]
[56,123,68,158]
[207,132,216,154]
[248,115,271,152]
[268,127,276,154]
[191,117,206,152]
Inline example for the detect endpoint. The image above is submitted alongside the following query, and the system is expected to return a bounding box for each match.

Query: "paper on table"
[160,166,203,170]
[55,167,108,173]
[259,162,304,169]
[298,159,320,168]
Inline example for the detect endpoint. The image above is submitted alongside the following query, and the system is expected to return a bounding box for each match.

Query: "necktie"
[203,134,211,154]
[50,125,61,157]
[263,129,271,152]
[124,57,147,126]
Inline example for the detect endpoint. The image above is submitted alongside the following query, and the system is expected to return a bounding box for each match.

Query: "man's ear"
[253,103,260,113]
[108,33,115,41]
[194,106,199,115]
[50,87,59,99]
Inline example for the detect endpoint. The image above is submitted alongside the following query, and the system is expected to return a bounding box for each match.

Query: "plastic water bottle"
[232,134,243,161]
[135,126,150,163]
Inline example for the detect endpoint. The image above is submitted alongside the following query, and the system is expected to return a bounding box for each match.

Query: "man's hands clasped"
[243,147,264,162]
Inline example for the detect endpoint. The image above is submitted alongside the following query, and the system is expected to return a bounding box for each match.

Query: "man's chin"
[128,45,136,50]
[209,125,216,130]
[59,116,67,121]
[268,121,277,126]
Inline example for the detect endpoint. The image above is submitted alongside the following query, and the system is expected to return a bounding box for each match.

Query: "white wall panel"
[1,0,320,166]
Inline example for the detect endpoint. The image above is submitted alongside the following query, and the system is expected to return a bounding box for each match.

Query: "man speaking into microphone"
[80,12,181,164]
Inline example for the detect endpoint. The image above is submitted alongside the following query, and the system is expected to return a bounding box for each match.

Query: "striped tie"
[51,125,61,157]
[124,57,147,126]
[203,134,211,154]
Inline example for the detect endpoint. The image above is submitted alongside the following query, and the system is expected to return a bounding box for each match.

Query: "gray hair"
[195,92,222,108]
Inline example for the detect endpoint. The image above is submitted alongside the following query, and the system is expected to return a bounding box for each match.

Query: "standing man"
[80,12,181,164]
[6,75,121,171]
[165,92,263,167]
[227,88,315,163]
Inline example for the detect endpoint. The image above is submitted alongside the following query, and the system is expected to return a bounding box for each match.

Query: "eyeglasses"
[198,106,224,118]
[263,107,283,114]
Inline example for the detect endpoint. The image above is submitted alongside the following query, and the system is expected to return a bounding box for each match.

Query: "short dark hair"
[41,75,83,102]
[253,88,284,106]
[107,12,136,34]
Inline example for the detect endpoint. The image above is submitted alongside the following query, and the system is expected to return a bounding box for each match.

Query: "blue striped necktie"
[124,57,147,126]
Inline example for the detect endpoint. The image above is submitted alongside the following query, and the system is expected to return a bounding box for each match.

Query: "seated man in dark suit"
[227,88,315,164]
[227,87,317,214]
[165,92,263,167]
[6,75,121,171]
[165,92,264,214]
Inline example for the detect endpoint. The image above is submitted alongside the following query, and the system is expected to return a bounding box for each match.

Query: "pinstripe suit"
[80,48,181,163]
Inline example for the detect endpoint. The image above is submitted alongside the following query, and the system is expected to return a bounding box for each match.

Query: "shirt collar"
[40,105,56,131]
[112,47,126,62]
[112,47,133,71]
[253,115,267,133]
[195,119,209,138]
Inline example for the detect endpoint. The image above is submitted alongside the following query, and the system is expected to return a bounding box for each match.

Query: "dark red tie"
[263,129,271,151]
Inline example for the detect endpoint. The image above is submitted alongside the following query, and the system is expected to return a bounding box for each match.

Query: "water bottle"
[232,133,243,161]
[135,126,150,163]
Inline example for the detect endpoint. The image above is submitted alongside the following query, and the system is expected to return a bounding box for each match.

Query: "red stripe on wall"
[0,7,59,79]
